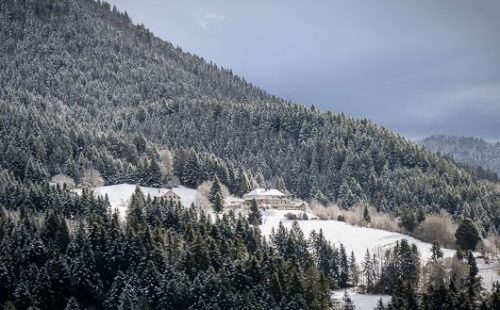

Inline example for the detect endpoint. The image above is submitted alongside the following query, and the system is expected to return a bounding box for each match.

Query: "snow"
[244,188,286,198]
[478,259,500,291]
[74,184,197,218]
[333,289,390,310]
[259,209,500,292]
[259,209,456,261]
[72,184,500,304]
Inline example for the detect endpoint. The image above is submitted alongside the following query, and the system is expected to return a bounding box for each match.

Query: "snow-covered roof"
[265,189,286,196]
[163,189,180,198]
[244,188,286,198]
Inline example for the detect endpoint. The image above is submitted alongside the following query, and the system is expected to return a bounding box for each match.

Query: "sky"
[106,0,500,140]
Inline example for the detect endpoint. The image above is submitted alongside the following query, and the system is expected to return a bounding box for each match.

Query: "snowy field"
[75,184,499,309]
[74,184,198,219]
[333,289,390,310]
[259,209,499,292]
[259,209,455,262]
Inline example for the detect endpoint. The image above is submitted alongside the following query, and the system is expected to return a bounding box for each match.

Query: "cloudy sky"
[107,0,500,140]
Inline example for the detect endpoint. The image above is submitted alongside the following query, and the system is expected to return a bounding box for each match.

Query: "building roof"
[244,188,286,199]
[163,189,180,198]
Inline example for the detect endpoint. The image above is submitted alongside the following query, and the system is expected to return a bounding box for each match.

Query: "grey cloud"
[107,0,500,140]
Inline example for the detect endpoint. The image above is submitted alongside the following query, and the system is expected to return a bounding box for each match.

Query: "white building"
[163,189,181,204]
[243,188,306,210]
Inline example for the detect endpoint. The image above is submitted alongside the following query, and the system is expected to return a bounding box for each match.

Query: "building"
[163,189,181,204]
[243,188,306,210]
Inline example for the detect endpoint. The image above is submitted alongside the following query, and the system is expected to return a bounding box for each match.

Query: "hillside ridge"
[0,0,499,230]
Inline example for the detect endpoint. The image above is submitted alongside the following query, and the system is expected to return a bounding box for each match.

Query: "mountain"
[419,135,500,178]
[0,0,499,231]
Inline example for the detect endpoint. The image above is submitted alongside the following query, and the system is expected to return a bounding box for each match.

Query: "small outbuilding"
[163,189,181,204]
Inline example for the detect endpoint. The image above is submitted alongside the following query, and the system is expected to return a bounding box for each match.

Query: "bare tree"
[80,168,104,188]
[50,174,76,189]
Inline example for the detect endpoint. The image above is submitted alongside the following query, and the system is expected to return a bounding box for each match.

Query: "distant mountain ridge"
[419,135,500,177]
[0,0,499,230]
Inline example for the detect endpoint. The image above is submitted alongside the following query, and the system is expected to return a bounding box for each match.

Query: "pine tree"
[127,186,146,229]
[247,198,262,225]
[430,241,444,261]
[362,249,374,292]
[374,298,385,310]
[212,192,224,215]
[342,290,356,310]
[456,219,481,251]
[348,251,359,286]
[147,156,163,187]
[427,241,446,289]
[398,207,417,233]
[65,297,81,310]
[466,251,482,299]
[209,176,223,204]
[339,244,349,287]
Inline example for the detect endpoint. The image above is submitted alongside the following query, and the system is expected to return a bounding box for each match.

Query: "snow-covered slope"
[74,184,198,218]
[259,209,499,291]
[259,209,455,261]
[73,184,499,303]
[333,289,390,310]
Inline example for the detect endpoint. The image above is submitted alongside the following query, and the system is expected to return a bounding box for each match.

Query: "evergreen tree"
[348,251,359,286]
[362,249,374,292]
[339,244,349,288]
[430,241,444,261]
[65,297,81,310]
[247,198,262,225]
[466,251,482,299]
[212,192,224,215]
[374,298,385,310]
[398,207,417,233]
[209,176,223,204]
[342,290,356,310]
[456,219,481,251]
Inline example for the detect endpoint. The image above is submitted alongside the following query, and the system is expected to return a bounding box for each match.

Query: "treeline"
[0,184,365,309]
[378,243,500,310]
[0,166,498,309]
[0,168,109,217]
[419,135,500,178]
[1,0,499,231]
[350,238,500,310]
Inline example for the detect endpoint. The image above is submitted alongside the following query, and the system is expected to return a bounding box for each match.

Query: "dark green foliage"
[398,206,417,233]
[339,244,349,288]
[247,198,262,225]
[419,135,500,179]
[41,210,70,254]
[64,297,81,310]
[348,251,359,286]
[430,241,444,261]
[377,240,420,294]
[212,192,224,214]
[0,0,497,232]
[374,298,385,310]
[0,186,337,309]
[209,176,222,204]
[466,251,482,298]
[456,219,481,251]
[342,291,356,310]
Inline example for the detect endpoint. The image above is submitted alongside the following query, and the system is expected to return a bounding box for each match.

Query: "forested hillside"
[0,0,499,232]
[419,135,500,179]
